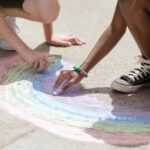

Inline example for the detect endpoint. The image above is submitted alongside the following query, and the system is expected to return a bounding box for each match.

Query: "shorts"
[0,0,24,9]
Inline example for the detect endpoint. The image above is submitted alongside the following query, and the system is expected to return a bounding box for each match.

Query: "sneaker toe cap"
[112,78,130,86]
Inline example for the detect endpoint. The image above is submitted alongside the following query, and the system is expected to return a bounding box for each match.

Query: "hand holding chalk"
[52,79,68,96]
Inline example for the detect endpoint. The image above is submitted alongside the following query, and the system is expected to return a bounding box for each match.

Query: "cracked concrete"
[0,111,35,149]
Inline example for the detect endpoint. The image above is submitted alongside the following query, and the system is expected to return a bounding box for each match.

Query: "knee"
[38,0,60,23]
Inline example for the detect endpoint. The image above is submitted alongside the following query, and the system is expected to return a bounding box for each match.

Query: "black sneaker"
[111,56,150,93]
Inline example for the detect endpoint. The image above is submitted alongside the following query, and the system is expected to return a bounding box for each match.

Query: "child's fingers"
[61,80,75,93]
[28,61,34,69]
[42,54,50,70]
[66,36,85,45]
[52,74,66,92]
[73,38,84,45]
[33,61,39,70]
[77,38,86,44]
[37,60,45,72]
[75,38,86,45]
[71,36,85,43]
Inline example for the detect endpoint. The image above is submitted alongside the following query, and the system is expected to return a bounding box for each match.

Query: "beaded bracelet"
[73,66,88,78]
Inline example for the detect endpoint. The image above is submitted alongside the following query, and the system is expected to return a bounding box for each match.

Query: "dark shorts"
[0,0,24,9]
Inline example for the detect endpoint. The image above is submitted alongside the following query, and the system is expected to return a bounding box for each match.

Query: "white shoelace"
[124,56,150,82]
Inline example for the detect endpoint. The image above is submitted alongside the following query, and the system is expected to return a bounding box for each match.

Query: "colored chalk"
[0,58,150,146]
[52,79,68,96]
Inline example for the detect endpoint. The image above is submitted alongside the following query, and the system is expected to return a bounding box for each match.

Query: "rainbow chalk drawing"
[0,54,150,146]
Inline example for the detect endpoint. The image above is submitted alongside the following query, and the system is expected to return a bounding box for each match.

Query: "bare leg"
[130,10,150,58]
[119,0,150,58]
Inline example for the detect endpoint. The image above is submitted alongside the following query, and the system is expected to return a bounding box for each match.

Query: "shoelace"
[123,56,150,82]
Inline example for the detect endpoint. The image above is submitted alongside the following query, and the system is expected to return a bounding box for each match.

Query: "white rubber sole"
[111,81,150,93]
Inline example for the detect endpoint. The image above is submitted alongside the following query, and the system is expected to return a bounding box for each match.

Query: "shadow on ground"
[81,86,150,147]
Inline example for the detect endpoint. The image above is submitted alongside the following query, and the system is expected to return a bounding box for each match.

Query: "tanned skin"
[53,0,150,93]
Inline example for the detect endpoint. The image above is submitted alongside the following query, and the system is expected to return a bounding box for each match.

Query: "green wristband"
[73,66,88,78]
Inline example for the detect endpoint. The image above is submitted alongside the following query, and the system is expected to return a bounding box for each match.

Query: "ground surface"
[0,0,150,149]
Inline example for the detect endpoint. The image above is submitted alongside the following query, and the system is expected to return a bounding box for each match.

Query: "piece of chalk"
[52,79,68,96]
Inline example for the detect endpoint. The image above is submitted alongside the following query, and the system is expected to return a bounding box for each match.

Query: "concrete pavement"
[0,0,150,149]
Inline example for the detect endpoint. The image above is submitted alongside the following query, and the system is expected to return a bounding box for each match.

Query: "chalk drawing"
[0,54,150,146]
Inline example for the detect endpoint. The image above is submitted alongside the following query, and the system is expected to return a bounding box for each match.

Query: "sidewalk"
[0,0,150,149]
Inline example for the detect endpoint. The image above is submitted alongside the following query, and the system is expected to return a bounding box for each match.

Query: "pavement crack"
[0,128,36,149]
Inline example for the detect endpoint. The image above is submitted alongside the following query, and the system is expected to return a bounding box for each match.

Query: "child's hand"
[47,34,85,47]
[52,70,84,94]
[21,50,50,72]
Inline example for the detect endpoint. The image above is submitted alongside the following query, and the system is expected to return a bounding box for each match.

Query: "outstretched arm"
[80,3,127,72]
[43,23,85,47]
[53,2,127,93]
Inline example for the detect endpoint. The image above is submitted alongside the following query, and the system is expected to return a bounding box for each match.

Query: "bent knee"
[38,0,60,23]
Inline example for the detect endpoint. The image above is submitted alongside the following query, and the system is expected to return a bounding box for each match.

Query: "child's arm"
[43,23,85,47]
[80,3,127,73]
[0,15,49,72]
[52,3,127,93]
